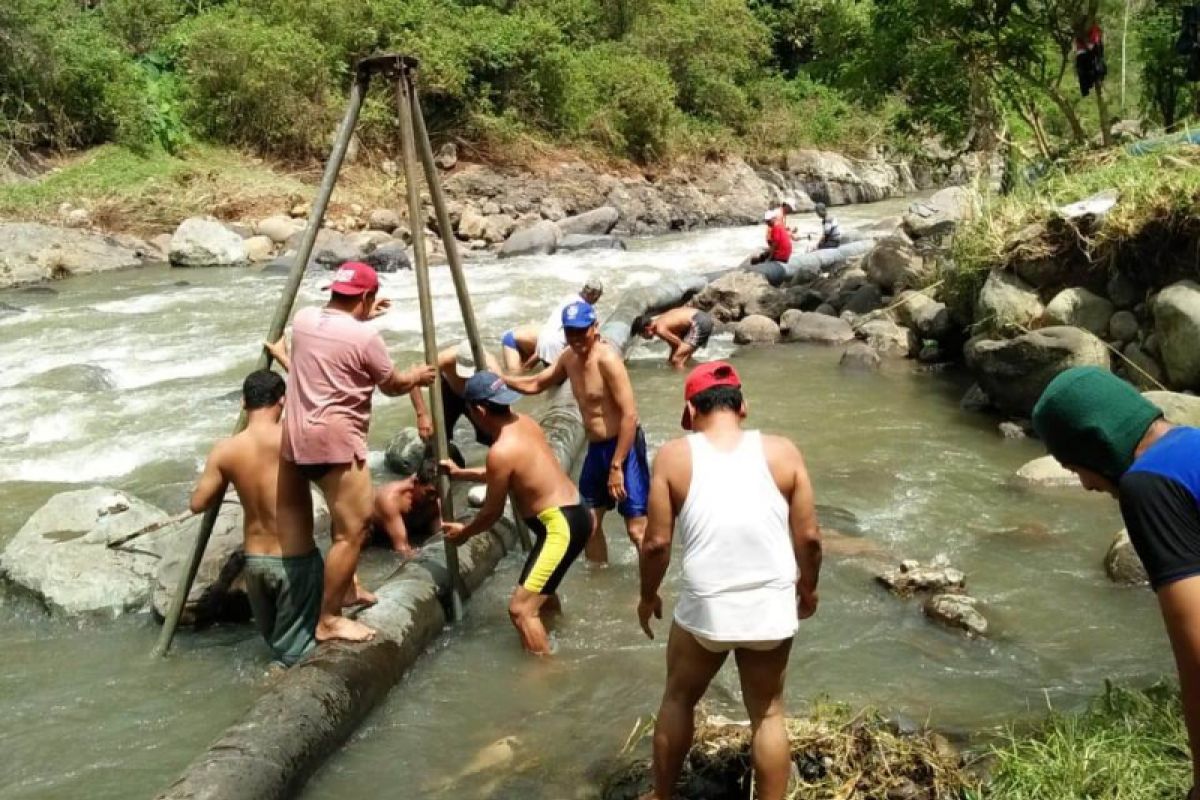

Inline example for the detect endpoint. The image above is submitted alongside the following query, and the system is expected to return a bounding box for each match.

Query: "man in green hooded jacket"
[1033,366,1200,799]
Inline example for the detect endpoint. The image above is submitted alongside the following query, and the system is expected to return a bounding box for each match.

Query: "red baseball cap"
[681,361,742,430]
[328,261,379,296]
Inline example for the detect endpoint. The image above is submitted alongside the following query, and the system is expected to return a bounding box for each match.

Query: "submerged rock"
[0,301,25,316]
[1014,455,1079,488]
[558,234,627,252]
[875,557,965,597]
[19,364,116,393]
[0,487,170,617]
[1105,529,1149,586]
[923,593,987,637]
[840,341,881,370]
[733,314,781,345]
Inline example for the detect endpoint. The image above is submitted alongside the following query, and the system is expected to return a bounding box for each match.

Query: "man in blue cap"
[507,300,649,565]
[1033,366,1200,798]
[441,371,590,655]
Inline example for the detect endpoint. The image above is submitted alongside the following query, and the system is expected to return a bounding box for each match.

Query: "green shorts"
[243,550,323,666]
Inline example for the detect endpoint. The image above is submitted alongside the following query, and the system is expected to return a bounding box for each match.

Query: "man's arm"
[655,323,685,351]
[505,355,568,395]
[600,349,639,501]
[771,435,821,618]
[189,445,229,514]
[442,450,512,541]
[378,362,437,396]
[409,387,434,440]
[441,459,487,483]
[638,440,683,638]
[264,336,290,372]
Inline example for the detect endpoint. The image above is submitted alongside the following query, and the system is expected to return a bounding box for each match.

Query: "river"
[0,199,1169,799]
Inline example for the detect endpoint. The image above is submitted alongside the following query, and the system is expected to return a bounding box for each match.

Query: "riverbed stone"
[0,487,170,617]
[975,270,1043,334]
[960,383,993,413]
[309,229,369,269]
[1120,343,1166,390]
[367,208,401,233]
[964,326,1110,416]
[857,318,911,357]
[1104,529,1148,586]
[734,315,781,344]
[19,363,116,392]
[257,215,303,244]
[693,271,778,322]
[558,234,627,252]
[780,310,855,344]
[1014,455,1078,488]
[364,241,411,273]
[875,557,965,597]
[1107,271,1142,309]
[1152,280,1200,389]
[244,235,275,262]
[843,283,884,315]
[864,236,929,292]
[1042,287,1114,336]
[169,217,249,268]
[498,220,561,259]
[923,593,987,637]
[556,206,619,236]
[0,222,150,288]
[840,341,881,370]
[902,186,976,239]
[1145,390,1200,426]
[1108,310,1139,344]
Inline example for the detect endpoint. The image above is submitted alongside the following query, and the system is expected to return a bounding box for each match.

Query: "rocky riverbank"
[0,145,996,290]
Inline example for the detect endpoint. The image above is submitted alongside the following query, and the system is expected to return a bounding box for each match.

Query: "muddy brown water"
[0,202,1168,799]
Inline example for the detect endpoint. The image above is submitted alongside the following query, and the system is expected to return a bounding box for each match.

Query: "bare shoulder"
[760,433,804,464]
[598,342,629,372]
[653,437,690,470]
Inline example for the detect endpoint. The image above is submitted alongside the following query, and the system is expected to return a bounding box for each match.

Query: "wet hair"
[689,385,743,417]
[415,458,438,485]
[631,314,653,335]
[243,369,285,410]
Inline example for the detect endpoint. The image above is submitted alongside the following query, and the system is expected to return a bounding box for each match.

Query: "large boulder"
[733,315,781,345]
[875,557,965,597]
[842,283,884,315]
[779,310,855,344]
[1153,280,1200,389]
[244,235,275,263]
[1145,390,1200,426]
[924,593,988,637]
[965,326,1110,415]
[0,222,150,288]
[902,186,976,239]
[364,241,411,273]
[457,207,516,244]
[366,208,402,233]
[1120,343,1166,390]
[857,318,912,358]
[1014,455,1079,488]
[1042,287,1114,336]
[311,229,369,269]
[0,488,170,616]
[169,217,249,268]
[556,206,619,236]
[256,215,304,244]
[498,220,561,259]
[975,270,1044,334]
[558,234,627,252]
[1105,529,1148,586]
[693,271,785,322]
[385,427,466,476]
[840,341,881,370]
[864,236,929,292]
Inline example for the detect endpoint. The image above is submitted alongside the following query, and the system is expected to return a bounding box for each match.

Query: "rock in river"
[0,222,149,288]
[0,487,170,617]
[734,315,781,345]
[169,217,249,268]
[1105,529,1149,586]
[875,557,965,597]
[965,326,1110,416]
[1014,455,1079,488]
[498,220,561,259]
[556,206,619,236]
[923,593,988,637]
[779,310,855,344]
[840,341,881,370]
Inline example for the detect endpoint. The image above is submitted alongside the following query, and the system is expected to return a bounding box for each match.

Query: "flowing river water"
[0,198,1171,799]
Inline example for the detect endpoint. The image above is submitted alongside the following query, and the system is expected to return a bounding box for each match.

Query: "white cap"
[454,339,478,378]
[763,209,780,222]
[781,197,798,212]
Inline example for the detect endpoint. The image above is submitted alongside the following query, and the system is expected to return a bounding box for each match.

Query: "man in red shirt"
[275,262,436,643]
[748,210,792,285]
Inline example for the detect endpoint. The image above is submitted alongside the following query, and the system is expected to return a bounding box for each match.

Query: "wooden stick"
[152,69,371,658]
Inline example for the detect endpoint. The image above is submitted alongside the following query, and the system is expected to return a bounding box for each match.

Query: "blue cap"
[463,370,521,406]
[561,301,597,329]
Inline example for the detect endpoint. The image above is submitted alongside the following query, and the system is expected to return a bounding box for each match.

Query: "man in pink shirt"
[276,262,436,643]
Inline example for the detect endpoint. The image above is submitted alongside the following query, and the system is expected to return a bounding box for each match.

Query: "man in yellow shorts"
[441,371,590,654]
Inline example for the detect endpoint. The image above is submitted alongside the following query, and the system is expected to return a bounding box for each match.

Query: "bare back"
[492,413,579,517]
[220,423,284,556]
[563,341,631,442]
[654,307,698,339]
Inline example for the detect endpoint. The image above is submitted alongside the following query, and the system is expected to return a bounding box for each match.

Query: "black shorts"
[442,377,492,446]
[683,312,714,349]
[518,504,591,595]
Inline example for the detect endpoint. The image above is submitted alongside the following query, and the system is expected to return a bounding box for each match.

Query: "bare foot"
[391,543,421,559]
[316,615,376,643]
[342,583,378,609]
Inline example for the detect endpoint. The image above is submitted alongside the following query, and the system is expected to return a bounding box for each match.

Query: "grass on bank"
[943,145,1200,322]
[985,683,1191,800]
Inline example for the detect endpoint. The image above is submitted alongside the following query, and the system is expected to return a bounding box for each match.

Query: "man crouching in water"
[190,369,320,666]
[441,371,590,654]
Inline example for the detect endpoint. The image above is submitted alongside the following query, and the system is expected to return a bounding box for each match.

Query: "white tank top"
[673,430,799,642]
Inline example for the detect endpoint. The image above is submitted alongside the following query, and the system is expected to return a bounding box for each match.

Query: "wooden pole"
[406,75,533,552]
[152,69,371,658]
[397,70,466,618]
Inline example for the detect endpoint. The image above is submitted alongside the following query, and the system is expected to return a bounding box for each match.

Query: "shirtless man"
[507,301,648,564]
[275,261,436,643]
[190,369,321,666]
[372,460,440,556]
[499,324,541,374]
[635,307,715,370]
[441,371,590,654]
[409,339,502,444]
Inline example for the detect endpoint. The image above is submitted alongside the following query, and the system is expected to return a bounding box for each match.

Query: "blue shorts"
[578,426,650,518]
[501,330,518,349]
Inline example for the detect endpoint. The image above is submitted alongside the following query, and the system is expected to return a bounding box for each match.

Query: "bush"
[171,8,335,157]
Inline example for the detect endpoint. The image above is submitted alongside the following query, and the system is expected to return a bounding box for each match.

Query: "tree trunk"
[1095,83,1113,145]
[1043,84,1088,144]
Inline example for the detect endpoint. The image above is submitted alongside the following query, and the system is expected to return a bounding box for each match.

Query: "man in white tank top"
[637,361,822,800]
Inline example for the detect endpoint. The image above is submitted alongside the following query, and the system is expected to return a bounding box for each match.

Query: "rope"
[851,280,945,331]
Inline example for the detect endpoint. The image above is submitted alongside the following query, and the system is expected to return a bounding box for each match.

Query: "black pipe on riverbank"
[155,274,704,800]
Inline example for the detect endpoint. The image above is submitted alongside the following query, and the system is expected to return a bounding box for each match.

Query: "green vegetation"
[986,683,1191,800]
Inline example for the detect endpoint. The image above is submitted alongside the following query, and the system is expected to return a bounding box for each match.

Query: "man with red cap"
[274,261,436,644]
[637,361,822,800]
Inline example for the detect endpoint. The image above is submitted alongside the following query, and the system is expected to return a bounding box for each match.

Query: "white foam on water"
[24,413,80,445]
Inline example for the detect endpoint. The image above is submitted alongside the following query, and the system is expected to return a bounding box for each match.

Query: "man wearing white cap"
[409,339,502,445]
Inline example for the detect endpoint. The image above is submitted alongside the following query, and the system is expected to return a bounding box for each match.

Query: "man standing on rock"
[275,261,436,644]
[507,301,648,563]
[748,210,791,286]
[190,369,320,667]
[409,339,502,444]
[637,361,822,800]
[1032,366,1200,799]
[635,307,715,370]
[536,277,605,366]
[440,371,591,654]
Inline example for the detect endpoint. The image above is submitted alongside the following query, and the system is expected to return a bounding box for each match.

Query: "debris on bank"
[602,706,978,800]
